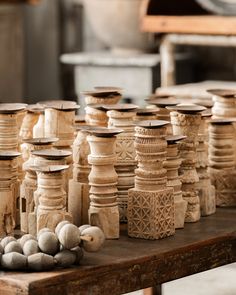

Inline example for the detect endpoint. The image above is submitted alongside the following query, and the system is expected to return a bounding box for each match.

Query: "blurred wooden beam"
[0,0,40,4]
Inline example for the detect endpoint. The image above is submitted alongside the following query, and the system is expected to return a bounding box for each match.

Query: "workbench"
[0,208,235,295]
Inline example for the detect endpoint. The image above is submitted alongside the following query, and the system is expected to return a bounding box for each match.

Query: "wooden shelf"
[142,15,236,35]
[0,208,235,295]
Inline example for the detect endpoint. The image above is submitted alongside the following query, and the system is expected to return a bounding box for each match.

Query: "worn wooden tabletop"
[0,208,235,295]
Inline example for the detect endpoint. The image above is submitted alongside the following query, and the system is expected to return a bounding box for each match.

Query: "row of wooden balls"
[0,221,105,271]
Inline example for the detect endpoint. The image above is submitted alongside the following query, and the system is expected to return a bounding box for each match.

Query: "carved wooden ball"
[28,253,55,271]
[1,236,16,249]
[1,252,27,270]
[58,224,81,249]
[23,240,40,256]
[19,234,37,248]
[71,246,84,265]
[38,232,59,255]
[4,241,22,254]
[54,250,76,267]
[55,220,70,237]
[37,228,53,239]
[81,227,105,252]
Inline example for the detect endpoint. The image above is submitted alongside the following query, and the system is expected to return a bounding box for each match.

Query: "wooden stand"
[0,151,21,237]
[20,138,58,233]
[106,104,138,222]
[68,127,91,226]
[33,165,72,233]
[208,119,236,207]
[19,105,41,140]
[87,128,122,239]
[128,121,175,240]
[170,105,205,223]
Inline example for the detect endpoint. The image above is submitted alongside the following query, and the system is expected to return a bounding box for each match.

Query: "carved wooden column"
[33,165,72,233]
[196,113,216,216]
[106,104,137,222]
[165,135,187,229]
[20,138,58,233]
[33,110,45,138]
[0,151,21,237]
[87,128,122,239]
[169,105,205,223]
[82,87,122,126]
[208,119,236,207]
[128,120,175,240]
[0,103,27,227]
[68,126,91,226]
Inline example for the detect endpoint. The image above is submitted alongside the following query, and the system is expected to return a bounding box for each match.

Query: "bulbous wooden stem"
[128,123,175,240]
[107,110,136,222]
[87,135,119,239]
[33,113,45,138]
[85,106,108,127]
[44,108,75,147]
[212,95,236,119]
[35,168,72,233]
[208,122,236,207]
[170,111,201,223]
[20,112,39,140]
[68,129,91,226]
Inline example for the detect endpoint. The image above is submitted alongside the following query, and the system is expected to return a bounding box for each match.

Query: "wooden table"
[0,208,235,295]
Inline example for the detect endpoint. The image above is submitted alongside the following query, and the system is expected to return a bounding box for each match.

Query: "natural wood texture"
[142,15,236,35]
[0,208,235,295]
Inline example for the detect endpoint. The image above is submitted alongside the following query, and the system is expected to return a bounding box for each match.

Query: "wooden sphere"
[58,224,80,249]
[37,228,53,239]
[1,236,16,249]
[28,253,55,271]
[55,220,70,237]
[71,246,84,265]
[54,250,76,268]
[23,240,40,257]
[38,232,59,255]
[1,252,27,270]
[4,241,22,254]
[81,227,105,252]
[78,224,91,233]
[19,234,37,248]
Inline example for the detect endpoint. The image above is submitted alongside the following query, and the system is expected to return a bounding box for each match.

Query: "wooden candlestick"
[208,119,236,207]
[128,120,175,240]
[196,114,216,216]
[33,112,45,138]
[165,135,187,229]
[106,104,138,222]
[0,151,21,237]
[87,128,122,239]
[20,138,58,233]
[82,87,122,126]
[68,126,91,226]
[33,165,72,233]
[146,99,179,135]
[169,105,206,223]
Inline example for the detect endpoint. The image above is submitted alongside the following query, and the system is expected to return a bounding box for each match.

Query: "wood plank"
[142,15,236,35]
[0,208,235,295]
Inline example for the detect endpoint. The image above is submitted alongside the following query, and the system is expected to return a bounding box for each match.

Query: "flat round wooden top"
[207,89,236,97]
[167,104,206,114]
[101,103,138,112]
[27,104,44,113]
[146,98,179,107]
[38,100,79,110]
[81,87,122,97]
[136,108,160,115]
[136,120,170,129]
[0,103,27,114]
[201,109,212,117]
[0,151,21,159]
[23,137,58,145]
[147,94,173,100]
[208,118,236,125]
[87,127,123,137]
[32,149,72,158]
[30,164,69,173]
[193,98,213,108]
[166,135,187,144]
